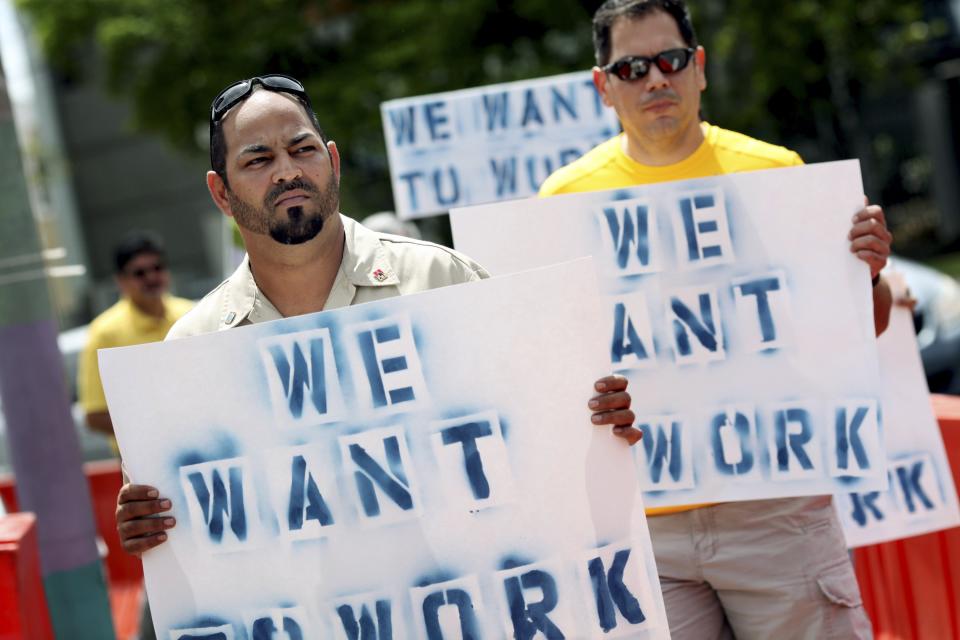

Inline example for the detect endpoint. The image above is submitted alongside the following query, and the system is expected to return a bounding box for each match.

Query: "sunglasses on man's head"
[210,74,312,124]
[602,48,696,82]
[124,263,167,279]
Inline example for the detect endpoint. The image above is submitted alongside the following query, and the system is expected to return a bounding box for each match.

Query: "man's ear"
[327,141,341,183]
[695,46,707,91]
[593,66,614,107]
[206,171,233,218]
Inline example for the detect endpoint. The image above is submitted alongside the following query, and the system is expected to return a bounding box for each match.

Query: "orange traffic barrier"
[854,394,960,639]
[0,512,54,640]
[0,460,143,639]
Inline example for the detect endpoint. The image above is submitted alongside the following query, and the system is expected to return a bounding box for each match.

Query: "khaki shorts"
[648,496,872,639]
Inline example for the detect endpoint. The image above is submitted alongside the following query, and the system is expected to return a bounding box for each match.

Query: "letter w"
[388,106,416,146]
[641,421,683,485]
[602,204,651,271]
[186,466,247,544]
[269,338,327,419]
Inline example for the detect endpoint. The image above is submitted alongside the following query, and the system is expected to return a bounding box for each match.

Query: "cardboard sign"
[381,72,620,218]
[451,161,887,508]
[100,259,668,639]
[836,273,960,546]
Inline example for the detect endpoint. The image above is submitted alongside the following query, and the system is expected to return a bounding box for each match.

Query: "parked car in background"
[891,256,960,394]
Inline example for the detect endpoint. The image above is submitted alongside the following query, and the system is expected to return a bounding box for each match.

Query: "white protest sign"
[381,71,620,219]
[836,273,960,546]
[451,161,887,509]
[100,259,669,639]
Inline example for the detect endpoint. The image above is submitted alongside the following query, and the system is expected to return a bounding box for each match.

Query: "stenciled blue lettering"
[602,204,650,271]
[268,338,328,420]
[388,106,416,146]
[441,422,494,500]
[490,157,517,197]
[398,171,423,212]
[482,92,509,131]
[504,569,565,640]
[433,167,460,206]
[252,616,303,640]
[187,466,247,543]
[774,408,814,472]
[558,148,581,166]
[710,411,754,475]
[850,492,884,526]
[288,454,334,531]
[641,421,683,485]
[520,89,544,127]
[671,293,718,355]
[611,302,651,365]
[424,101,451,141]
[350,436,414,517]
[679,194,725,261]
[356,324,416,409]
[734,277,781,344]
[525,156,554,192]
[550,85,577,122]
[422,589,480,640]
[588,549,646,632]
[336,601,393,640]
[896,461,935,513]
[835,406,871,471]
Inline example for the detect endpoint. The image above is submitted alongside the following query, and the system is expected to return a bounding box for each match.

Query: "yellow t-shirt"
[78,296,194,445]
[539,122,803,515]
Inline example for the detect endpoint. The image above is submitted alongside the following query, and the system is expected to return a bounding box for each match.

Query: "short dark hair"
[209,86,329,187]
[593,0,698,66]
[114,231,165,273]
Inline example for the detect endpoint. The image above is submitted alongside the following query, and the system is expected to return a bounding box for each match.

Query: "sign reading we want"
[452,161,889,508]
[381,71,620,219]
[100,260,668,639]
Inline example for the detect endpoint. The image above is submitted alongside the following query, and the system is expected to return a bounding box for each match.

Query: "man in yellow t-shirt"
[540,1,892,638]
[78,232,193,449]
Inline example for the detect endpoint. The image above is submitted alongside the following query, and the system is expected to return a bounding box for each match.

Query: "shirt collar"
[340,215,400,288]
[216,214,400,329]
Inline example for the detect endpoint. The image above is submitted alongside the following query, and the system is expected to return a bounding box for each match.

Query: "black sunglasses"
[124,263,167,279]
[602,48,696,82]
[210,74,312,124]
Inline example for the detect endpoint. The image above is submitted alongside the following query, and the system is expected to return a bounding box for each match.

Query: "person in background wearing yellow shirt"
[540,1,892,638]
[78,232,193,447]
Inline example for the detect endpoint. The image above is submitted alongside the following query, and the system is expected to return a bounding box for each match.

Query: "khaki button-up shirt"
[167,215,488,340]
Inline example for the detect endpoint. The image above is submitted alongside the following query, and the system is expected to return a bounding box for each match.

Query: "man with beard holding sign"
[115,76,639,581]
[540,1,892,638]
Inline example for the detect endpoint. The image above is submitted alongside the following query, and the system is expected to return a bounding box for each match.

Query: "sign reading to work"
[100,260,668,639]
[836,277,960,547]
[452,161,888,509]
[380,71,620,219]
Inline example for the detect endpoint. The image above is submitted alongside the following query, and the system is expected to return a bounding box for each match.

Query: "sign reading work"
[451,161,888,508]
[836,274,960,546]
[100,260,668,639]
[381,71,620,219]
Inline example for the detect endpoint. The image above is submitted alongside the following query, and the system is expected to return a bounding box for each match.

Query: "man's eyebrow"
[288,132,317,146]
[239,143,271,156]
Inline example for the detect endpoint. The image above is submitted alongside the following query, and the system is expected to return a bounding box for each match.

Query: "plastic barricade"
[0,459,143,639]
[0,512,54,640]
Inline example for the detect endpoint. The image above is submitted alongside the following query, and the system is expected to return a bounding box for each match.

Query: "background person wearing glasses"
[78,231,193,447]
[540,0,892,638]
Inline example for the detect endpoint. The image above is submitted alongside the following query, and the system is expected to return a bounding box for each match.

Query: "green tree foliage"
[18,0,935,215]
